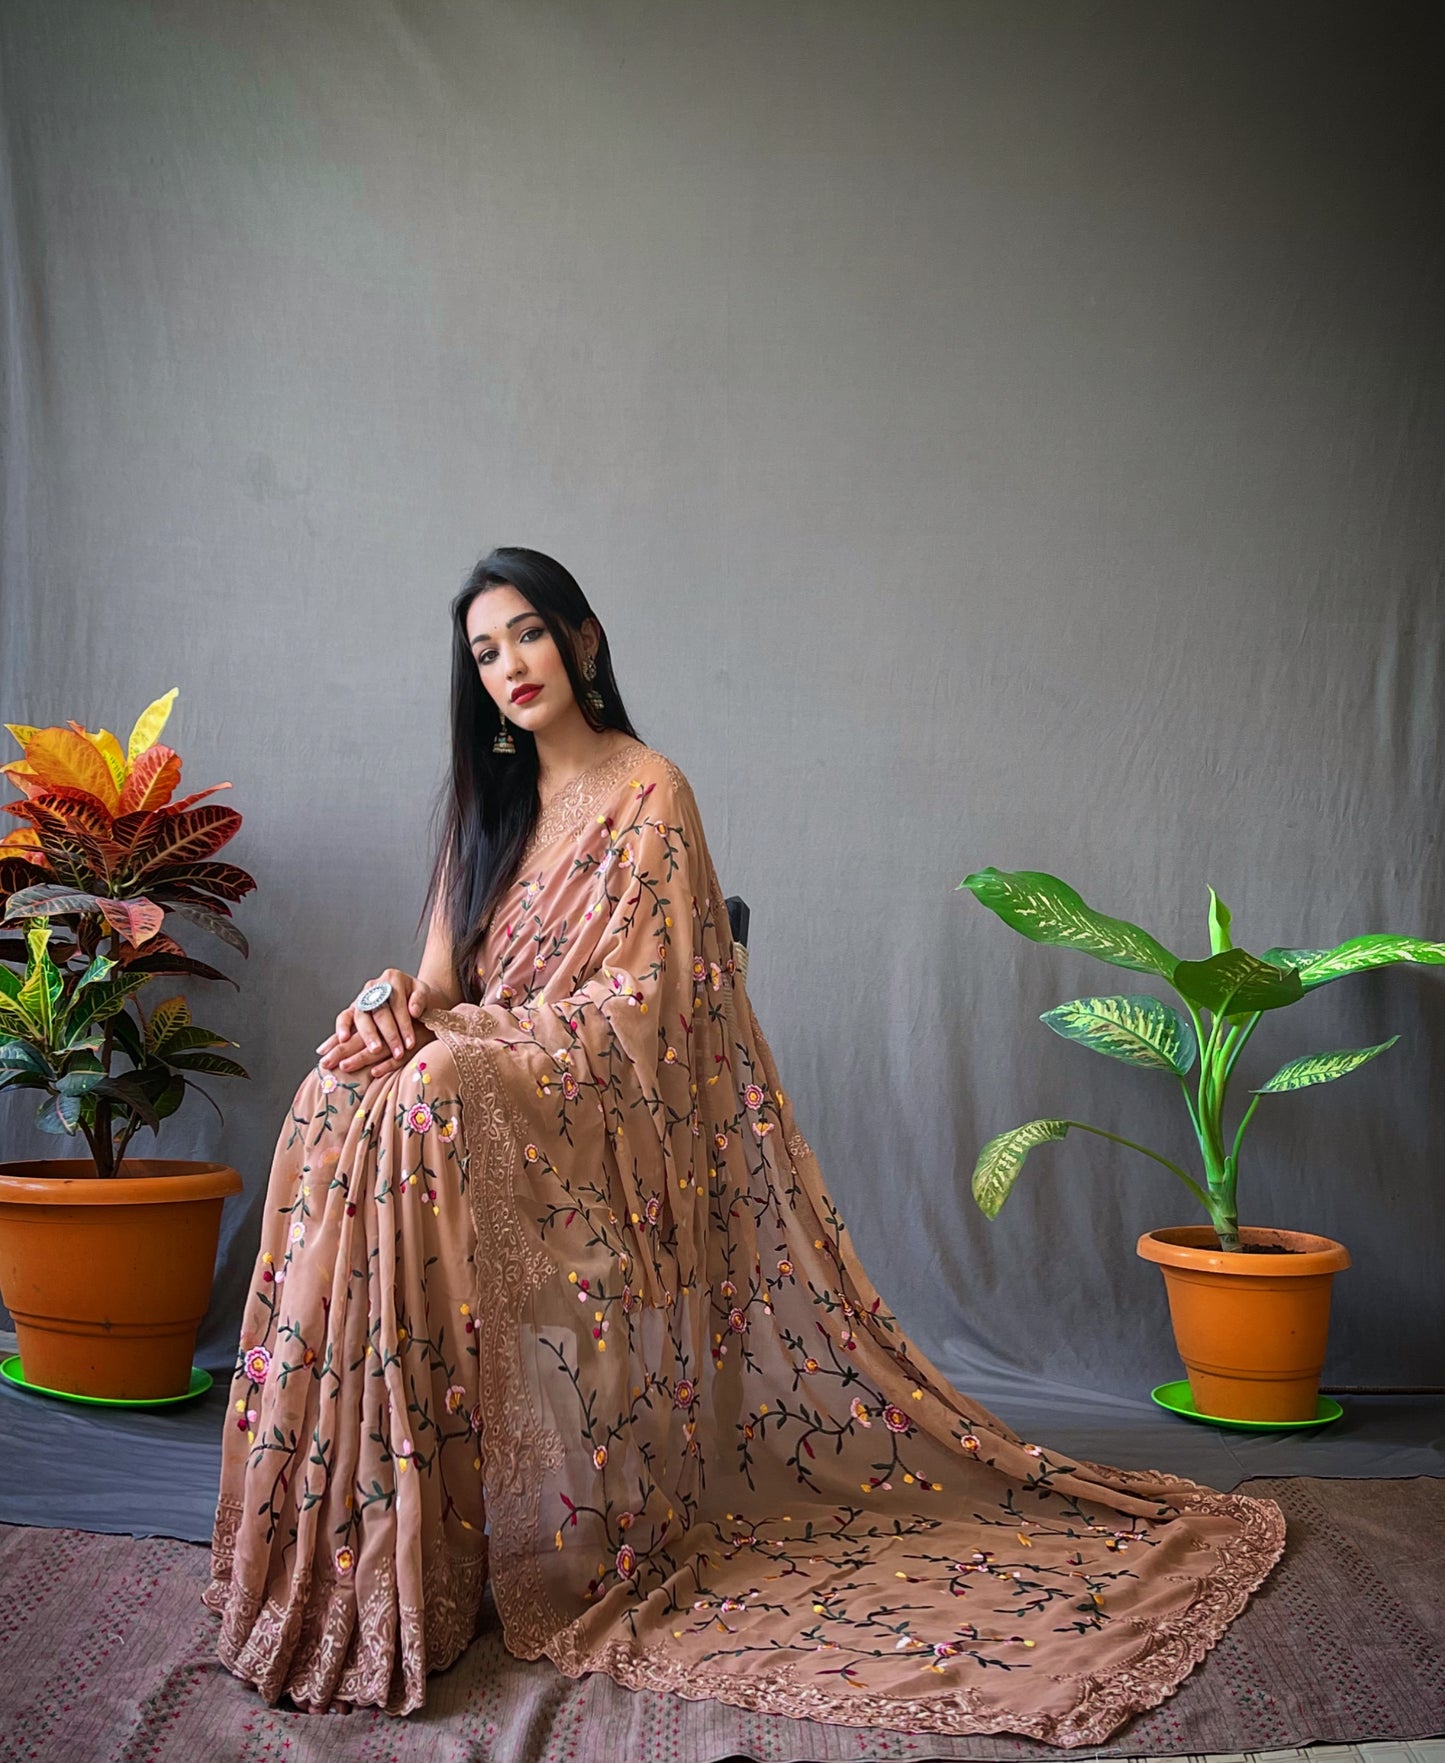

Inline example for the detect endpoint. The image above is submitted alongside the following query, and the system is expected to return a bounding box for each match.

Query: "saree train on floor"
[206,739,1284,1745]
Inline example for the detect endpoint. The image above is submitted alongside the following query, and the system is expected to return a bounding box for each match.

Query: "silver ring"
[355,979,393,1012]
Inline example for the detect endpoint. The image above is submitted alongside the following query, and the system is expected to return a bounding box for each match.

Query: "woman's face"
[466,582,591,734]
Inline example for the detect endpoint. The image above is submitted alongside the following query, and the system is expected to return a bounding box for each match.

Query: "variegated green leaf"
[1207,887,1233,956]
[16,920,62,1043]
[1288,935,1445,990]
[1041,995,1197,1075]
[1255,1037,1399,1093]
[972,1119,1071,1218]
[1171,948,1303,1015]
[163,1049,248,1079]
[35,1090,82,1134]
[959,870,1177,977]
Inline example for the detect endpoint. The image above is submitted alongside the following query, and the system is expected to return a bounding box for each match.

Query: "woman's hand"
[317,970,447,1080]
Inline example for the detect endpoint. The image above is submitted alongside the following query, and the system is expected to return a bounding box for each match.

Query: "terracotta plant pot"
[1136,1226,1351,1422]
[0,1158,242,1400]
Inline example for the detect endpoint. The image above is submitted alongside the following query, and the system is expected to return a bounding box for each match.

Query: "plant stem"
[1058,1121,1212,1212]
[1230,1094,1262,1167]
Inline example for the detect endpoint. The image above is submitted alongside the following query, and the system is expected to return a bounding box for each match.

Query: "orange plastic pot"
[1137,1225,1350,1422]
[0,1158,242,1400]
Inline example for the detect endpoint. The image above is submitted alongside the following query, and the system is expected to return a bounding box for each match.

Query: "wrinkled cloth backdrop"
[206,743,1284,1741]
[1,1,1441,1408]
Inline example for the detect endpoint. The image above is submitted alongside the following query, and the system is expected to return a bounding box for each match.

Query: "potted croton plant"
[0,691,253,1400]
[959,868,1444,1423]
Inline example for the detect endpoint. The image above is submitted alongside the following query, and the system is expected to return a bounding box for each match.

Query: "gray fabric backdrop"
[1,0,1441,1397]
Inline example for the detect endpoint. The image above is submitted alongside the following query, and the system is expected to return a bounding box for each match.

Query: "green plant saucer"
[0,1354,213,1408]
[1150,1378,1342,1431]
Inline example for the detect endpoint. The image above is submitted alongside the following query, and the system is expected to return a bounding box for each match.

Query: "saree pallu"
[206,739,1284,1744]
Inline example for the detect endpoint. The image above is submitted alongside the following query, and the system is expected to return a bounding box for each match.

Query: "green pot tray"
[1150,1378,1343,1431]
[0,1354,213,1408]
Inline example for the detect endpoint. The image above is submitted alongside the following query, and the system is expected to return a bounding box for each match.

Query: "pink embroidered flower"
[437,1116,458,1142]
[752,1119,775,1139]
[334,1546,354,1575]
[470,1402,484,1435]
[884,1404,912,1435]
[673,1379,696,1409]
[692,958,706,981]
[523,1143,540,1162]
[713,1131,728,1151]
[663,1045,678,1064]
[1023,1443,1043,1457]
[617,1510,635,1531]
[959,1433,981,1453]
[709,962,722,990]
[318,1069,338,1093]
[803,1357,820,1374]
[719,1279,736,1299]
[776,1258,793,1277]
[615,1544,637,1577]
[727,1307,747,1333]
[244,1346,271,1384]
[849,1397,873,1428]
[620,1285,635,1314]
[444,1384,467,1414]
[533,953,546,970]
[593,1444,608,1469]
[644,1194,662,1227]
[499,984,516,1004]
[289,1221,305,1243]
[743,1084,765,1110]
[404,1102,434,1135]
[562,1074,579,1100]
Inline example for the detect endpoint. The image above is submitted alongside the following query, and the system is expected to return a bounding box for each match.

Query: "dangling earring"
[492,706,516,755]
[582,653,604,715]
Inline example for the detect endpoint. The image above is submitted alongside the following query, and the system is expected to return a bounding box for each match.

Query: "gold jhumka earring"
[582,654,604,715]
[492,707,516,755]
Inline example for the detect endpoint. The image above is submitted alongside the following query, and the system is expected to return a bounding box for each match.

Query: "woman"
[206,547,1284,1743]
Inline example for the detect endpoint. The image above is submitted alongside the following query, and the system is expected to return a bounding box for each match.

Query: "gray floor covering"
[0,1335,1439,1544]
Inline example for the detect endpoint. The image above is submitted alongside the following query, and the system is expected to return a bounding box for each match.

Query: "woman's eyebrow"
[470,613,535,648]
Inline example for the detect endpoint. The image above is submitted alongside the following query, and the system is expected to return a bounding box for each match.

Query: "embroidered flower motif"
[404,1102,434,1135]
[743,1083,765,1110]
[727,1307,747,1334]
[593,1444,608,1469]
[437,1116,458,1142]
[802,1357,820,1374]
[615,1543,637,1577]
[664,1045,678,1063]
[959,1433,981,1452]
[235,1405,257,1433]
[849,1397,873,1428]
[562,1074,580,1100]
[524,1143,540,1162]
[1023,1443,1043,1457]
[713,1132,728,1151]
[499,984,516,1004]
[719,1279,736,1299]
[444,1384,467,1414]
[470,1402,484,1435]
[884,1404,912,1435]
[752,1119,775,1139]
[673,1379,696,1409]
[692,958,706,981]
[620,1285,636,1314]
[334,1547,354,1575]
[644,1195,662,1227]
[776,1259,793,1277]
[318,1069,338,1093]
[244,1346,271,1384]
[289,1221,305,1244]
[617,1510,635,1531]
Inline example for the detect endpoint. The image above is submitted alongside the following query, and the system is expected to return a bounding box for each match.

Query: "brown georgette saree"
[206,738,1284,1745]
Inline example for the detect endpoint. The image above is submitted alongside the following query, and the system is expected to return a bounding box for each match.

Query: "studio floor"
[0,1332,1440,1762]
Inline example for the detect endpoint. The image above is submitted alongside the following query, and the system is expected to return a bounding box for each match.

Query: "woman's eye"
[476,626,543,668]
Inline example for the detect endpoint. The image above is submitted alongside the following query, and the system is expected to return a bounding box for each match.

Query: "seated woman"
[205,546,1284,1743]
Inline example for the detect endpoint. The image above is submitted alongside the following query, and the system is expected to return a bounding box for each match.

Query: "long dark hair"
[423,547,643,1002]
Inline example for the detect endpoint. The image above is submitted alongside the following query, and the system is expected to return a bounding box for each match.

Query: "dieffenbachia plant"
[959,869,1445,1251]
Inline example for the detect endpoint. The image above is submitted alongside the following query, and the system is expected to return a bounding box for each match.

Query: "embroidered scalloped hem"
[527,1489,1286,1746]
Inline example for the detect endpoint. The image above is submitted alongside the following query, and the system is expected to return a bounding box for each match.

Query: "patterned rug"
[0,1477,1439,1762]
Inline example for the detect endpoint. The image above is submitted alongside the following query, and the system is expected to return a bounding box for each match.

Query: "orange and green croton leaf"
[2,689,182,814]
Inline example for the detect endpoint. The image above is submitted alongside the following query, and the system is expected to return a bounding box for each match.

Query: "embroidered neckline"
[522,739,654,863]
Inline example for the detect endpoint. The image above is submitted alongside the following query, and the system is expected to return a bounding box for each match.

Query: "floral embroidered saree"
[206,738,1284,1744]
